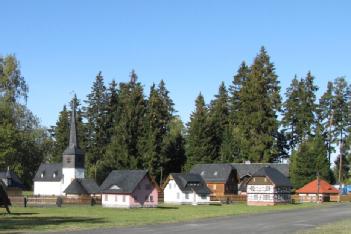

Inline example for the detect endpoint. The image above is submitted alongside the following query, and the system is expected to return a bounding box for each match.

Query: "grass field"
[298,218,351,234]
[0,203,321,233]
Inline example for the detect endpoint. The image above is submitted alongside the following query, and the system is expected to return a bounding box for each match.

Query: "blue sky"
[1,1,350,127]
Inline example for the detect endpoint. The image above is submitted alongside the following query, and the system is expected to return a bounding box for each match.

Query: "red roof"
[296,179,339,194]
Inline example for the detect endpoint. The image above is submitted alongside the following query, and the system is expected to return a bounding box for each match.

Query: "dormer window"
[53,171,57,178]
[41,172,45,178]
[214,171,218,176]
[110,184,120,190]
[201,171,205,176]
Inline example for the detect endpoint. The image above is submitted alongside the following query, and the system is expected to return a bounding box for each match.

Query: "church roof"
[33,163,63,182]
[64,179,100,195]
[63,101,84,156]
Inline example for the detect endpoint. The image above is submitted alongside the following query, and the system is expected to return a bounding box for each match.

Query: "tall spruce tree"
[235,47,281,162]
[84,72,109,179]
[104,70,145,182]
[50,105,70,162]
[106,80,119,142]
[207,82,230,162]
[185,93,212,170]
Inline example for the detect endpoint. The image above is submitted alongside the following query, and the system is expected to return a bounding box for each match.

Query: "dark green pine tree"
[105,79,119,142]
[50,105,70,162]
[300,72,318,138]
[220,123,244,163]
[228,61,250,124]
[84,72,109,179]
[236,47,281,162]
[317,81,336,164]
[207,82,229,162]
[162,116,186,176]
[185,93,212,170]
[104,70,146,182]
[290,133,331,189]
[282,76,302,150]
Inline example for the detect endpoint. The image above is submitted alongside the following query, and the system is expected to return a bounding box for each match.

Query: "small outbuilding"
[63,178,100,197]
[246,166,291,206]
[0,167,25,196]
[100,170,158,208]
[296,178,339,203]
[163,173,211,205]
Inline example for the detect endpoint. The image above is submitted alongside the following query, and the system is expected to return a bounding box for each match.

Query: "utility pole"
[317,171,320,204]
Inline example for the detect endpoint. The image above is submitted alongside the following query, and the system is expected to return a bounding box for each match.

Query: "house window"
[177,193,180,199]
[254,194,258,200]
[213,184,217,190]
[149,195,154,202]
[104,194,108,201]
[264,178,267,182]
[201,195,207,200]
[169,183,172,189]
[115,195,118,202]
[185,193,189,199]
[266,186,270,191]
[123,195,126,202]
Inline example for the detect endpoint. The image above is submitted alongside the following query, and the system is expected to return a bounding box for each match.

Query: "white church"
[33,103,85,196]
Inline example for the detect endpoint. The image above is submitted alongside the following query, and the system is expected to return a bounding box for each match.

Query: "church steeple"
[63,96,84,168]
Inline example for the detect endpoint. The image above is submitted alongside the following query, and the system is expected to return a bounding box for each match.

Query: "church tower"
[62,101,85,192]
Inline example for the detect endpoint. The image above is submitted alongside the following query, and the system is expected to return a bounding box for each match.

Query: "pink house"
[100,170,158,208]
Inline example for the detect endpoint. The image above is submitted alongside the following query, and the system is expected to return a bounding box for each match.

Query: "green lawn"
[0,203,321,233]
[298,218,351,234]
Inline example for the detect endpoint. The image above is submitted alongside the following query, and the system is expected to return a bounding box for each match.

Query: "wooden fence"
[8,196,102,207]
[210,195,247,203]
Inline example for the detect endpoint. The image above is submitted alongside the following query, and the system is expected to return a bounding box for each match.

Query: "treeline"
[1,47,350,189]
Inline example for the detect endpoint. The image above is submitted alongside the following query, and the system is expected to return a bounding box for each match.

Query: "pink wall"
[129,175,158,207]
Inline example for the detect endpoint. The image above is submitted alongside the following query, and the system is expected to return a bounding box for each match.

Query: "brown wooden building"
[190,164,238,196]
[246,166,291,206]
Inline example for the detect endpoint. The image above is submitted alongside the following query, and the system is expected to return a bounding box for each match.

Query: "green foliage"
[290,134,331,189]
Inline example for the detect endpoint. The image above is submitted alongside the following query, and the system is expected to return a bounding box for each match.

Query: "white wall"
[33,181,63,196]
[62,168,84,192]
[102,194,131,208]
[164,179,210,204]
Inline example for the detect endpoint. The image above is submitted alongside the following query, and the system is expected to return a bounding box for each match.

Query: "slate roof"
[250,166,292,187]
[63,102,84,156]
[33,163,63,182]
[190,164,235,183]
[100,170,149,194]
[296,179,339,194]
[64,179,100,195]
[231,163,289,179]
[170,173,211,195]
[0,170,25,189]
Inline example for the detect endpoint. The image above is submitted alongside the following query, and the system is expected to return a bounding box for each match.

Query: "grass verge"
[0,203,323,233]
[297,218,351,234]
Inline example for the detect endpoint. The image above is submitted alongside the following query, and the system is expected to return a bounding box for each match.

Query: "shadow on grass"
[157,206,179,210]
[0,215,106,231]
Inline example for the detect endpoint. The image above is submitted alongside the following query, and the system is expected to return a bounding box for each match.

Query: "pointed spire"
[69,98,79,148]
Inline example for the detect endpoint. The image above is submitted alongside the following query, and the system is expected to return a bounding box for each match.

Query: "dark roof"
[100,170,148,194]
[250,166,292,187]
[170,173,211,195]
[190,164,235,183]
[63,101,84,156]
[33,163,63,182]
[64,179,100,195]
[0,170,25,189]
[231,163,289,179]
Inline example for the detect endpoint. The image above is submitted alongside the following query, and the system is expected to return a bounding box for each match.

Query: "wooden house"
[296,178,339,203]
[0,167,25,196]
[191,164,238,196]
[246,166,291,206]
[163,173,211,205]
[100,170,158,208]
